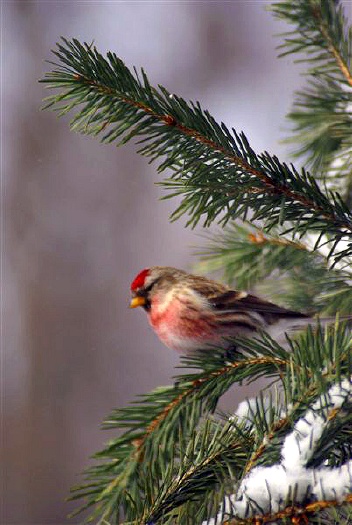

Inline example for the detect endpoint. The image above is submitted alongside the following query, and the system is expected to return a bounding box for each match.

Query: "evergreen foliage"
[271,0,352,205]
[41,1,352,523]
[196,223,352,315]
[40,38,352,265]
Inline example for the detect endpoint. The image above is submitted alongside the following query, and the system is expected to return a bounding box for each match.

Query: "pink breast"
[148,296,218,352]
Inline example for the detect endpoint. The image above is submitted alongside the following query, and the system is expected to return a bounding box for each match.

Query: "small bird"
[129,266,316,354]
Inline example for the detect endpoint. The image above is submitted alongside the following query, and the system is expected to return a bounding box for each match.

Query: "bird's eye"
[144,277,160,294]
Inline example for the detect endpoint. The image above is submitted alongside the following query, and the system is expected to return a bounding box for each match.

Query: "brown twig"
[224,493,352,524]
[134,356,287,455]
[243,417,288,475]
[311,3,352,88]
[248,231,307,250]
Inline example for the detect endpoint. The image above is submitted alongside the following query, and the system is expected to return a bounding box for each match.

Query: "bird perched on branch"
[129,266,321,354]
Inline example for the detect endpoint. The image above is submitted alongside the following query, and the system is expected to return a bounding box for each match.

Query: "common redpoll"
[129,266,315,354]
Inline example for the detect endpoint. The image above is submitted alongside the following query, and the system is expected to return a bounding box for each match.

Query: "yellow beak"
[130,296,146,308]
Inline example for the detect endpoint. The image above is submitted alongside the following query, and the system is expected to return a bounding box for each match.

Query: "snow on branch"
[204,378,352,524]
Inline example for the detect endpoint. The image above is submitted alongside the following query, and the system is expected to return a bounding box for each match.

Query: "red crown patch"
[131,268,150,291]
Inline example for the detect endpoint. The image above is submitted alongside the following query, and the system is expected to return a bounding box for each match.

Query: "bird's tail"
[268,315,351,343]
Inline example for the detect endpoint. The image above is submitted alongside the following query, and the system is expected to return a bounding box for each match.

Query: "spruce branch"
[133,327,351,524]
[271,0,352,205]
[142,419,249,525]
[70,349,290,522]
[222,494,352,525]
[271,0,352,86]
[40,39,352,264]
[204,378,352,525]
[236,325,352,475]
[70,323,351,523]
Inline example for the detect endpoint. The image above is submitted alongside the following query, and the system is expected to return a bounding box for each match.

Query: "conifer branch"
[271,0,352,84]
[137,355,286,448]
[224,494,352,525]
[204,377,352,525]
[143,420,250,525]
[243,358,351,477]
[271,0,352,204]
[317,20,352,88]
[70,324,351,523]
[243,416,288,477]
[40,39,352,264]
[70,349,291,521]
[310,1,352,88]
[238,327,352,481]
[133,329,351,524]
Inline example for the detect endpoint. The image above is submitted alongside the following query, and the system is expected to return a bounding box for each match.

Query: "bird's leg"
[224,345,240,362]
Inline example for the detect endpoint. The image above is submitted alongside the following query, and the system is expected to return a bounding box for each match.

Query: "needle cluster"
[271,0,352,206]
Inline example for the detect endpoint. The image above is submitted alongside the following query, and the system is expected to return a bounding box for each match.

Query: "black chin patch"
[143,299,151,312]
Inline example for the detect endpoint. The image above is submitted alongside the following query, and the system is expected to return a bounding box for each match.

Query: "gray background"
[3,1,335,523]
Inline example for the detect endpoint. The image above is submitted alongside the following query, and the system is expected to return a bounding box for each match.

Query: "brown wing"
[187,274,229,298]
[209,290,308,325]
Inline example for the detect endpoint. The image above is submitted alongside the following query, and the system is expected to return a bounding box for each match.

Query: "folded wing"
[209,290,308,326]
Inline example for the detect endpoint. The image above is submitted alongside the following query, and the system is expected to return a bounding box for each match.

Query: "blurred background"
[2,1,309,523]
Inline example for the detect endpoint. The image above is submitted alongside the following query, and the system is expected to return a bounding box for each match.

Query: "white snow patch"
[202,379,352,524]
